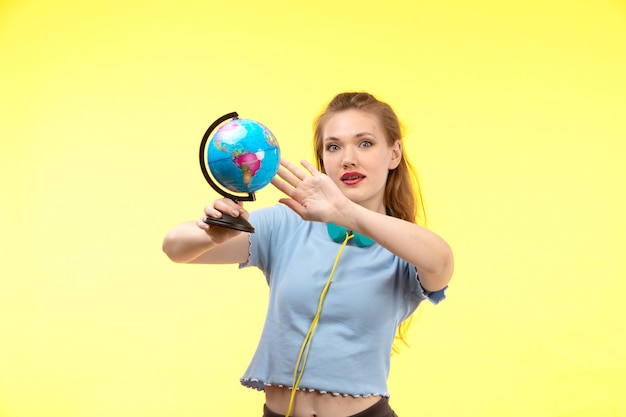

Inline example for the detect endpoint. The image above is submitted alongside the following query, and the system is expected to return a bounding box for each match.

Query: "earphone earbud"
[326,223,374,247]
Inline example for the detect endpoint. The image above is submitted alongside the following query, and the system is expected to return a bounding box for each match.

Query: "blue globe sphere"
[206,118,280,194]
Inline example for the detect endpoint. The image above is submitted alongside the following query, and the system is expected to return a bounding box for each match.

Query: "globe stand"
[202,211,255,233]
[199,111,256,233]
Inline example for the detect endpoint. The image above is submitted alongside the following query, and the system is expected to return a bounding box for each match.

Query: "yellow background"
[1,0,625,416]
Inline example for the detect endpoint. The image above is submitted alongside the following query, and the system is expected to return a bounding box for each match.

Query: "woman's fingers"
[299,159,320,176]
[274,158,320,187]
[271,158,325,208]
[206,198,244,218]
[270,176,296,200]
[275,165,300,188]
[279,158,309,180]
[272,158,307,196]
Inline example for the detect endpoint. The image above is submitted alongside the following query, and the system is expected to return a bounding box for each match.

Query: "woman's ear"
[388,140,402,170]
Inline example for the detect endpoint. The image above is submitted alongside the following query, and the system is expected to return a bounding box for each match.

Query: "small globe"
[206,118,280,194]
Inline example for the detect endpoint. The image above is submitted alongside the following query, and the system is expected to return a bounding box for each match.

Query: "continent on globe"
[233,151,263,187]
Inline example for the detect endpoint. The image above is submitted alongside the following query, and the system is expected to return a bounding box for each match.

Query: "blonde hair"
[313,92,427,351]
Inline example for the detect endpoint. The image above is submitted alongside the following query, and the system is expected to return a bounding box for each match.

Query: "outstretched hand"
[271,159,350,223]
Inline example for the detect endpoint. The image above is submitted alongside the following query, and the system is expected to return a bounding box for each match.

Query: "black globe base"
[203,212,255,233]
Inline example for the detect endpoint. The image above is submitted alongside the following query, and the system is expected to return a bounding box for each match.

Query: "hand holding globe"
[199,112,281,233]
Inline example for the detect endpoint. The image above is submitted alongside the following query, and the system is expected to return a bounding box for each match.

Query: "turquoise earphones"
[326,223,374,247]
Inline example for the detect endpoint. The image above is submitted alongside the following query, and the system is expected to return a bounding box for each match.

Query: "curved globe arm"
[199,111,256,202]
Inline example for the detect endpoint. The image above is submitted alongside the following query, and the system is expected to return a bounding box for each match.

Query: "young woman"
[163,92,454,417]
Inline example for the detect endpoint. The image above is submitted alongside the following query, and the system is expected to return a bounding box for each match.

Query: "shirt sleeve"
[423,286,448,304]
[238,206,274,276]
[238,204,296,281]
[417,274,448,304]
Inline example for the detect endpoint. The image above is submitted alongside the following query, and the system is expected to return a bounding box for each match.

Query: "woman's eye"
[360,141,373,148]
[327,144,340,151]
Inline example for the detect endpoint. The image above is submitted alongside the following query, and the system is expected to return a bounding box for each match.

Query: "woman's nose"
[342,147,357,167]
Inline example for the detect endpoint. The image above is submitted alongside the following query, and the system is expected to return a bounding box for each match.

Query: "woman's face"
[321,109,402,213]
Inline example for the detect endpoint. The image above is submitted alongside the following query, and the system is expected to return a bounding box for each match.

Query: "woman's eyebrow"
[323,132,376,141]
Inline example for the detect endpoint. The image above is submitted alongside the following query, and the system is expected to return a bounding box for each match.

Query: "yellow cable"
[284,231,353,417]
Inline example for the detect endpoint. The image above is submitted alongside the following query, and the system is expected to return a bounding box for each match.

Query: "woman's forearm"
[162,221,217,263]
[344,204,454,291]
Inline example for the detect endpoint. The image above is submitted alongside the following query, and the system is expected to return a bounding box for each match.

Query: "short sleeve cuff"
[423,286,447,304]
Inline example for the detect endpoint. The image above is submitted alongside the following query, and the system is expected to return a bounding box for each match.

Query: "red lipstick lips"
[341,171,365,185]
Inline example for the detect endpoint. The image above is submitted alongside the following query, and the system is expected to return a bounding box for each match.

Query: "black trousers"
[262,397,398,417]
